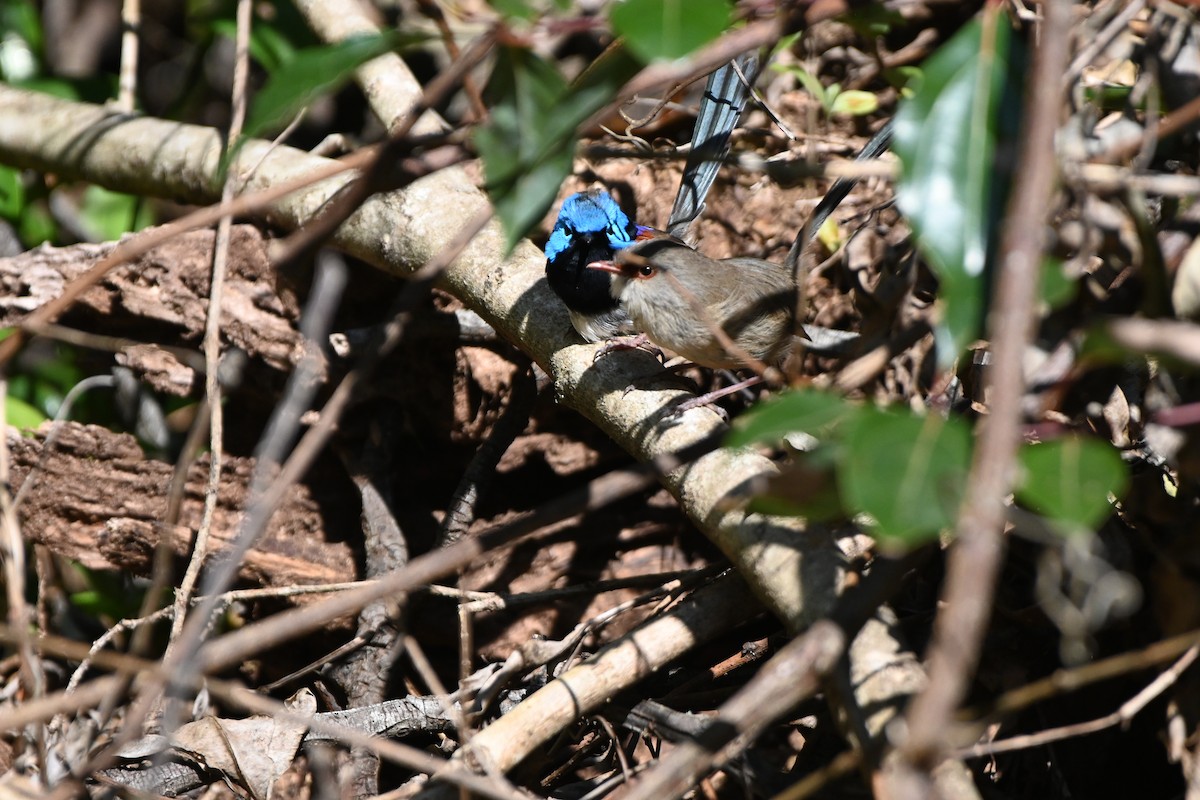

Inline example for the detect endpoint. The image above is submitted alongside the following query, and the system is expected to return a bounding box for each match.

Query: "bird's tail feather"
[667,53,762,239]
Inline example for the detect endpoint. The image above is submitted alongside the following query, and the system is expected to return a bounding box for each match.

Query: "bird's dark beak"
[587,260,621,274]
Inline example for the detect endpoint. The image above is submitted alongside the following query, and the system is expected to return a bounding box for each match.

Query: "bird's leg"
[668,374,765,418]
[592,333,665,364]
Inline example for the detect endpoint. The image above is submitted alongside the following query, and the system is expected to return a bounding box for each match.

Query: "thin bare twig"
[0,378,47,771]
[955,646,1200,760]
[616,552,921,800]
[169,0,253,649]
[116,0,140,112]
[895,0,1072,784]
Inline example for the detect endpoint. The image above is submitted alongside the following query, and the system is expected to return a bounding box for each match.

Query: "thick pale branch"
[0,84,844,632]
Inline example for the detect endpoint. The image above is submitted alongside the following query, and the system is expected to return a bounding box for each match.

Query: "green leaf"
[1040,257,1075,310]
[842,5,905,38]
[816,214,841,253]
[1,0,43,53]
[748,456,844,520]
[610,0,732,62]
[774,64,829,108]
[212,18,298,73]
[883,65,923,97]
[79,185,154,241]
[0,0,41,81]
[841,408,973,546]
[5,395,46,431]
[726,388,853,448]
[244,33,412,138]
[11,76,80,100]
[477,46,639,251]
[17,201,55,246]
[829,89,879,117]
[1016,439,1128,532]
[892,10,1022,364]
[0,165,24,219]
[68,564,147,621]
[492,0,538,20]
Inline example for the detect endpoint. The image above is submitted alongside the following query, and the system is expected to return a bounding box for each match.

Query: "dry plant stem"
[0,674,120,732]
[0,380,47,768]
[169,0,252,648]
[196,455,667,675]
[770,749,861,800]
[982,626,1200,720]
[619,553,922,800]
[159,257,347,731]
[209,682,527,800]
[1062,0,1145,89]
[629,623,845,800]
[116,0,139,112]
[63,257,347,786]
[11,373,111,506]
[336,403,410,797]
[414,0,488,121]
[416,573,763,798]
[1,629,516,800]
[1190,747,1200,800]
[1076,165,1200,197]
[73,580,417,692]
[581,143,896,182]
[955,645,1200,760]
[68,606,172,693]
[445,567,718,614]
[896,0,1071,780]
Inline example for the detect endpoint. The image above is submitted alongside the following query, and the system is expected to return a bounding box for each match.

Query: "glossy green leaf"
[841,408,973,546]
[726,388,853,448]
[245,33,416,138]
[477,46,638,251]
[1,0,43,53]
[68,564,146,621]
[883,65,923,98]
[892,10,1021,363]
[610,0,731,62]
[748,457,844,519]
[843,5,906,37]
[17,201,55,246]
[1040,257,1075,310]
[1016,438,1128,532]
[212,18,297,73]
[0,0,41,81]
[12,76,81,100]
[492,0,538,20]
[829,89,879,117]
[774,64,829,107]
[5,395,46,431]
[0,165,23,219]
[80,185,154,241]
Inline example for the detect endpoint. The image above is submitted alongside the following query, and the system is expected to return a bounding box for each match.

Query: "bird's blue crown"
[545,190,639,261]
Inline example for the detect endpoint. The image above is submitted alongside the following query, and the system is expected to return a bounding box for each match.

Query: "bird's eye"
[638,265,654,278]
